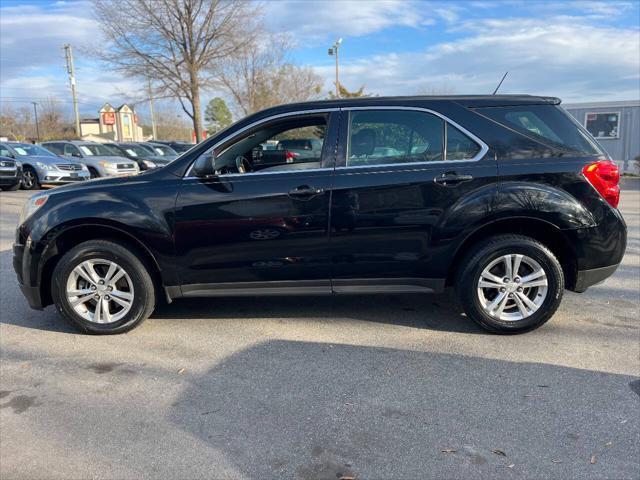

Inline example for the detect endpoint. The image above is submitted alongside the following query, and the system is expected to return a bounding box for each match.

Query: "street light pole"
[328,38,343,98]
[147,77,158,140]
[31,102,40,142]
[64,44,81,138]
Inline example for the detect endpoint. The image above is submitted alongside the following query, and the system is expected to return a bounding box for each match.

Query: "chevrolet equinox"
[14,96,627,334]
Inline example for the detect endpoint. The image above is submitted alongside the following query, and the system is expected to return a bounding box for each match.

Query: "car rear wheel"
[456,234,564,334]
[21,167,39,190]
[51,240,156,334]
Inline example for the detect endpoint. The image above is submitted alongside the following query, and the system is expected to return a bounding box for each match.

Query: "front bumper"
[40,171,90,184]
[13,242,44,309]
[573,263,620,293]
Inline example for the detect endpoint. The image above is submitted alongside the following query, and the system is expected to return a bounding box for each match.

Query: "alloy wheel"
[22,170,35,189]
[476,254,548,321]
[65,259,134,324]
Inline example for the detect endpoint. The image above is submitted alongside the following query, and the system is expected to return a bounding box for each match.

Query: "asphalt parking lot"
[0,180,638,480]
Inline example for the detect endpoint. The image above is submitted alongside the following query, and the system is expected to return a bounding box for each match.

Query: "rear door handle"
[433,172,474,186]
[288,185,324,199]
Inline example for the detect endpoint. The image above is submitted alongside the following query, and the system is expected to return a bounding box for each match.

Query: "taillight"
[582,160,620,208]
[285,151,299,163]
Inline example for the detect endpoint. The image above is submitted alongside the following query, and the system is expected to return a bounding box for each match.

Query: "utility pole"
[328,38,343,98]
[31,102,40,142]
[64,44,81,137]
[147,77,158,140]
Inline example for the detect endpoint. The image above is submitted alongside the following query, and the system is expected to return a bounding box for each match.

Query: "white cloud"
[262,0,432,42]
[311,17,640,102]
[0,1,148,116]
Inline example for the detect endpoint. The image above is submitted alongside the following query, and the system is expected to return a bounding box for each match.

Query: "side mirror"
[72,152,82,158]
[193,152,216,177]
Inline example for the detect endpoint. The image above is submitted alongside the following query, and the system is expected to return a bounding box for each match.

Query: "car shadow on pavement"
[168,339,640,480]
[150,291,484,334]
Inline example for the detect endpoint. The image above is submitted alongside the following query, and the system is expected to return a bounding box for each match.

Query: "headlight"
[20,194,48,223]
[143,160,156,168]
[98,161,118,169]
[79,163,88,171]
[36,162,56,171]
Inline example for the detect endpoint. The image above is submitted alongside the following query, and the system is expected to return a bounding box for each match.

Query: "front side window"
[43,143,63,155]
[64,144,81,157]
[193,115,328,176]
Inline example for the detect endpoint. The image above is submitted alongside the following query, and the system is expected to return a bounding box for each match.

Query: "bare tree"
[93,0,254,142]
[0,104,34,141]
[39,99,74,140]
[215,33,323,116]
[141,104,194,141]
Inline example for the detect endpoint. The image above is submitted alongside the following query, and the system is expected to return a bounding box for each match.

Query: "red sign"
[102,112,116,125]
[192,130,208,143]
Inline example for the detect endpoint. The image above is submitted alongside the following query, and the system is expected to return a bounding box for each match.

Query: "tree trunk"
[190,70,204,143]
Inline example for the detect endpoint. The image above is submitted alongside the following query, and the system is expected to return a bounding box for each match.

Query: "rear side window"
[347,110,445,166]
[446,124,480,160]
[476,105,601,155]
[347,110,484,167]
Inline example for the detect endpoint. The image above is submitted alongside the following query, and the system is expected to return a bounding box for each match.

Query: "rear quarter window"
[475,104,601,155]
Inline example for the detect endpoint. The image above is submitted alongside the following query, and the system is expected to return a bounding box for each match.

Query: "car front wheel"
[51,240,156,334]
[21,167,39,190]
[456,234,564,334]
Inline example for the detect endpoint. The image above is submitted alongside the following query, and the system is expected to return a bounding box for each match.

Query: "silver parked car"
[0,142,90,190]
[41,141,140,178]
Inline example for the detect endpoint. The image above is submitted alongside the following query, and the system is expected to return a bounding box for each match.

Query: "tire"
[21,167,39,190]
[456,234,564,334]
[88,167,99,179]
[51,240,156,334]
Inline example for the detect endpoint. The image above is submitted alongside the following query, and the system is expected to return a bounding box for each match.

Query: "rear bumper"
[573,263,620,293]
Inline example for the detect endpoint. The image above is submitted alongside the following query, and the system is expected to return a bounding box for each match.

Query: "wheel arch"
[446,217,578,290]
[39,223,163,307]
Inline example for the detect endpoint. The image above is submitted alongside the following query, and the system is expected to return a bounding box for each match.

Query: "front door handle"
[288,185,324,199]
[433,172,474,186]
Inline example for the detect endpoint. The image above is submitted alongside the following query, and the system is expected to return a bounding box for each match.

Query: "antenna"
[492,71,508,95]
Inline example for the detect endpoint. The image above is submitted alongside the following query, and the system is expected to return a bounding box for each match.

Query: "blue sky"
[1,0,639,122]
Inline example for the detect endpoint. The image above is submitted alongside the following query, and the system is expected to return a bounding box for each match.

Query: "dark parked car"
[117,142,174,169]
[0,156,22,191]
[142,142,179,160]
[152,140,194,154]
[14,95,626,334]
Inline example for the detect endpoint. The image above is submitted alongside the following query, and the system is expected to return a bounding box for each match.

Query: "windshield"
[13,144,57,157]
[79,144,121,156]
[150,144,177,156]
[122,145,151,157]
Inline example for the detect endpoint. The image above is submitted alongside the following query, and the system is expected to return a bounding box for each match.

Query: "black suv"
[13,96,626,334]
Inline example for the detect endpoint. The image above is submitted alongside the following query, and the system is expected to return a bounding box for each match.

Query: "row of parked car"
[0,140,193,190]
